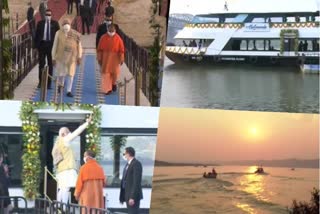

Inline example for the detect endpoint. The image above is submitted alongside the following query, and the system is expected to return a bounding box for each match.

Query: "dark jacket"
[27,6,34,22]
[96,23,119,48]
[105,5,114,17]
[34,19,60,49]
[80,0,92,18]
[119,158,143,203]
[0,165,10,208]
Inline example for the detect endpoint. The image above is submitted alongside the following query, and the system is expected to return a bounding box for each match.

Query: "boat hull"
[166,51,318,67]
[300,64,320,74]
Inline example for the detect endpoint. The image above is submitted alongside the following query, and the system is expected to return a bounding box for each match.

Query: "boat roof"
[170,0,320,15]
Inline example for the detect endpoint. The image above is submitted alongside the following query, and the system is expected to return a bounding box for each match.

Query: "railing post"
[44,166,48,200]
[53,78,58,103]
[134,70,141,106]
[40,66,48,101]
[124,77,127,105]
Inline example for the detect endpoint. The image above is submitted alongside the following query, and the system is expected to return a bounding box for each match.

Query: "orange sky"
[156,108,319,162]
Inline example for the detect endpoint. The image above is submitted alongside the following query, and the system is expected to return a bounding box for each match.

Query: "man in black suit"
[105,1,114,17]
[34,9,60,89]
[27,2,35,40]
[120,147,143,214]
[80,0,91,34]
[96,15,119,48]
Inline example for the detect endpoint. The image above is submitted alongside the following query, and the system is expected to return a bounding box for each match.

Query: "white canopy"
[169,0,319,15]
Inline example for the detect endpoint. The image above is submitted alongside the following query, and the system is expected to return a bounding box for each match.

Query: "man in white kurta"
[52,18,83,97]
[51,116,92,204]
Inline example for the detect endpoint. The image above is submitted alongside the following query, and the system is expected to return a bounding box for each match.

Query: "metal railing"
[34,198,112,214]
[0,196,28,214]
[8,32,38,96]
[117,28,151,105]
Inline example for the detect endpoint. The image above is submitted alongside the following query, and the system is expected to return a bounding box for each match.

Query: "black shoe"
[112,85,117,92]
[105,91,112,95]
[67,92,74,97]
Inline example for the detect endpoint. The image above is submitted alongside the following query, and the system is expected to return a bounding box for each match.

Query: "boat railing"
[184,21,319,29]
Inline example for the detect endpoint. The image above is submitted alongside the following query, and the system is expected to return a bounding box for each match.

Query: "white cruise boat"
[166,0,320,65]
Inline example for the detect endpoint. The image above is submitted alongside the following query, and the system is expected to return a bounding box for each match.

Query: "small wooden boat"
[203,172,217,179]
[254,167,265,174]
[203,168,218,178]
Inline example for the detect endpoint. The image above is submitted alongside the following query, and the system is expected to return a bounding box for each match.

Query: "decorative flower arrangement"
[19,101,102,200]
[280,29,299,54]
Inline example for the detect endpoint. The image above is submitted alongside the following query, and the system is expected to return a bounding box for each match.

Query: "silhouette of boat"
[203,168,217,179]
[254,167,265,174]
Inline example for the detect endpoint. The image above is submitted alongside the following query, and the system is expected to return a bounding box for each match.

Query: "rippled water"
[151,166,318,214]
[160,59,319,113]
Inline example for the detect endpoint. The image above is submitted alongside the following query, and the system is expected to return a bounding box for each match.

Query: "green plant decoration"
[19,101,102,200]
[1,0,13,99]
[280,29,299,54]
[149,0,162,106]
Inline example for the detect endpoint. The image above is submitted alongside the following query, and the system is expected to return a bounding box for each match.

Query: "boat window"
[286,17,296,22]
[240,40,247,50]
[100,135,157,188]
[255,40,265,51]
[0,134,23,186]
[300,17,307,22]
[191,16,218,24]
[270,17,283,23]
[270,39,280,51]
[248,40,255,51]
[252,18,265,23]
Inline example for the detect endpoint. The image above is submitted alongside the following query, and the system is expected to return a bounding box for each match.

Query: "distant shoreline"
[155,159,319,169]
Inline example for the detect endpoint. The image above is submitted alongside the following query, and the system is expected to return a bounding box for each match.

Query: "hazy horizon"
[156,108,319,162]
[156,158,319,163]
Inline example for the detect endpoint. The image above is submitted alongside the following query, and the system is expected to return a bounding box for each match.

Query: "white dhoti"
[56,169,78,204]
[55,62,76,93]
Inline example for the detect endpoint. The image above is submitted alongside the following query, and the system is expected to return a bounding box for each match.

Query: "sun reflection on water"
[239,166,270,202]
[235,203,258,214]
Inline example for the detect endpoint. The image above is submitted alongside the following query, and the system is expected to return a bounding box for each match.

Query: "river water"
[150,165,319,214]
[160,57,319,113]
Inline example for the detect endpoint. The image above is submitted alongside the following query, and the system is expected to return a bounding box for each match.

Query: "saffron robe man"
[75,150,106,209]
[51,116,92,204]
[97,24,125,95]
[52,18,83,97]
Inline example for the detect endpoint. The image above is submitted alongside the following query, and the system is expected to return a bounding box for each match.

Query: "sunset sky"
[156,108,319,162]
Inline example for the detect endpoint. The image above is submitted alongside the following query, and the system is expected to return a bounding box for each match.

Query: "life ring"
[270,57,278,65]
[249,56,258,64]
[213,56,221,63]
[183,54,190,62]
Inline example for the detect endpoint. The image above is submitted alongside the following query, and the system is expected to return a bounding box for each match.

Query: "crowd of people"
[52,116,143,213]
[27,0,124,97]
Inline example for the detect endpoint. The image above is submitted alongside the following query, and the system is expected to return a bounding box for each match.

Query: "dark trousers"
[67,0,73,14]
[28,20,36,39]
[81,16,90,34]
[38,42,53,87]
[126,200,140,214]
[74,1,79,15]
